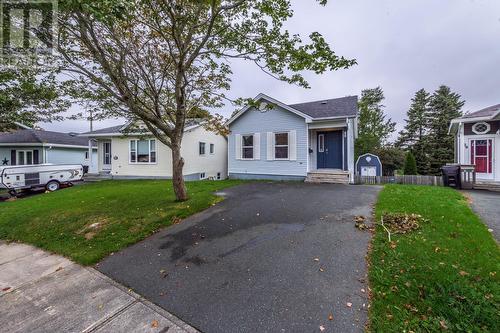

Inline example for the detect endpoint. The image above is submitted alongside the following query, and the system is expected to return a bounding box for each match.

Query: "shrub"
[403,151,417,175]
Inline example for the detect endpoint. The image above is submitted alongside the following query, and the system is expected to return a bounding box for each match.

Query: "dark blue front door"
[317,131,343,169]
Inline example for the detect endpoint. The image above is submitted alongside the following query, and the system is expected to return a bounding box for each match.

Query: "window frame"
[85,151,89,160]
[199,172,206,179]
[274,132,289,160]
[472,122,491,135]
[199,142,206,156]
[318,134,325,153]
[17,150,34,165]
[210,143,215,154]
[241,134,254,160]
[129,139,157,164]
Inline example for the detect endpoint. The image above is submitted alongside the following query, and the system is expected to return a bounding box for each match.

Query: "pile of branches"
[381,213,426,234]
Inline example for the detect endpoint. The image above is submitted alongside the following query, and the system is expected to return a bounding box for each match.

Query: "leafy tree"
[396,89,431,174]
[373,146,405,176]
[42,0,356,201]
[0,68,68,131]
[355,87,396,158]
[426,86,464,175]
[403,151,418,175]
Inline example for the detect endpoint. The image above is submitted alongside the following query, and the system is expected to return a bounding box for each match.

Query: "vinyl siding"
[228,105,308,177]
[0,146,96,172]
[97,126,227,179]
[46,147,97,172]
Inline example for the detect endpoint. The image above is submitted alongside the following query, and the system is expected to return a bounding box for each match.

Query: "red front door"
[470,139,493,174]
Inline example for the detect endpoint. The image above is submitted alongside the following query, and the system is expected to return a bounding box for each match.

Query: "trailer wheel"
[8,190,17,198]
[46,181,60,192]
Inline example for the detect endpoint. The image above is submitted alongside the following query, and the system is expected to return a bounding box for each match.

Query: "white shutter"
[254,133,260,160]
[235,134,242,160]
[267,132,274,161]
[289,130,297,161]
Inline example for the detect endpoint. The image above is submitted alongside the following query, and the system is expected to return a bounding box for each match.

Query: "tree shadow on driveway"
[98,182,381,333]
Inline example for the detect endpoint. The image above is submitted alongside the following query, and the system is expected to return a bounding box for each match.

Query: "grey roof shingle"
[289,95,359,119]
[82,119,204,136]
[462,104,500,119]
[81,125,124,135]
[0,129,94,146]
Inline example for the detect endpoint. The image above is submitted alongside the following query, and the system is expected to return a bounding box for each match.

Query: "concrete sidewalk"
[0,241,198,333]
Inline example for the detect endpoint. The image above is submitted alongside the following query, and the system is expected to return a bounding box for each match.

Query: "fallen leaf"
[313,258,320,262]
[2,287,11,292]
[346,302,352,308]
[55,267,63,272]
[151,320,159,328]
[319,267,325,272]
[439,320,448,330]
[319,325,325,332]
[458,271,469,276]
[328,314,333,321]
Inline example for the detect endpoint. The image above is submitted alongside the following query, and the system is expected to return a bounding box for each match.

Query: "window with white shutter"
[235,134,242,159]
[274,132,289,159]
[289,130,297,161]
[253,133,261,160]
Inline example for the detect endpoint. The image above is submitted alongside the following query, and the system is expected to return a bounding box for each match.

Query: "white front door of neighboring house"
[361,166,377,177]
[470,138,494,180]
[102,141,112,171]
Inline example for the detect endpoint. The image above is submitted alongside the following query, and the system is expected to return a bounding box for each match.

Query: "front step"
[473,182,500,192]
[305,170,350,184]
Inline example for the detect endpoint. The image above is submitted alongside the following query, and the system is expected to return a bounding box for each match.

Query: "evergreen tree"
[396,89,431,174]
[403,151,418,175]
[426,86,465,175]
[355,87,396,158]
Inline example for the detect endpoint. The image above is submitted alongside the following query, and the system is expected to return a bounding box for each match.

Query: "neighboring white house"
[226,94,358,183]
[449,103,500,183]
[0,129,98,172]
[81,120,228,180]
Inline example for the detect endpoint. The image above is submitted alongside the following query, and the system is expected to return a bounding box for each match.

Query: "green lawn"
[0,179,244,265]
[369,185,500,332]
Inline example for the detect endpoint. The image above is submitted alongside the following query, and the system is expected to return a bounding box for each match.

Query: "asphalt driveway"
[98,182,381,333]
[465,190,500,241]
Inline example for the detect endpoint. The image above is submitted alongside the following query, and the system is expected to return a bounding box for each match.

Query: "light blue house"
[0,129,97,173]
[227,94,358,183]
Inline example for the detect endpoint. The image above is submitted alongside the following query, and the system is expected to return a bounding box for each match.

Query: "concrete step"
[473,184,500,192]
[305,171,350,184]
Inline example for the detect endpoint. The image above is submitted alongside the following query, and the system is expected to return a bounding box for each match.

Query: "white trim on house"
[226,93,313,125]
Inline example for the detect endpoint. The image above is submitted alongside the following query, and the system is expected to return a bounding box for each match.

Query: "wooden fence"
[353,175,444,186]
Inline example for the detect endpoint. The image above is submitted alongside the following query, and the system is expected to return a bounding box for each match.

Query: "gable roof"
[449,103,500,134]
[81,119,204,137]
[461,103,500,119]
[227,93,358,125]
[0,129,94,147]
[289,96,359,119]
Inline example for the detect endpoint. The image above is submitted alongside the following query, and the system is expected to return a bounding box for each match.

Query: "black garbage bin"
[441,165,461,189]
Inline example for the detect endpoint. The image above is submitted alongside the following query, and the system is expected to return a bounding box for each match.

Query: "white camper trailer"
[0,164,84,195]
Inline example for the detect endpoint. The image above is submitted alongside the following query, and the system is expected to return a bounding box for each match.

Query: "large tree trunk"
[171,144,188,201]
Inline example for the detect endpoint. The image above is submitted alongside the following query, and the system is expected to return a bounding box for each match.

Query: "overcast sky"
[43,0,500,138]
